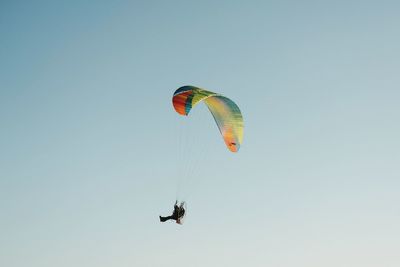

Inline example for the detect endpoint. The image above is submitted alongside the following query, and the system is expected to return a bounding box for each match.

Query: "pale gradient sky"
[1,1,400,267]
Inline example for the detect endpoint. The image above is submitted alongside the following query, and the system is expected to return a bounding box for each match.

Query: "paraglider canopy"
[172,85,244,152]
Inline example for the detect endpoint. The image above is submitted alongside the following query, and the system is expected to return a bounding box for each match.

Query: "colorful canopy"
[172,85,244,152]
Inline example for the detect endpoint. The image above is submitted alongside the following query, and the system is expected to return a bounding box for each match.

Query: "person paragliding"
[159,201,186,224]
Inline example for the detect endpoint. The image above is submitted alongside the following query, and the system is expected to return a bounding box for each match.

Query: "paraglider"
[159,85,244,225]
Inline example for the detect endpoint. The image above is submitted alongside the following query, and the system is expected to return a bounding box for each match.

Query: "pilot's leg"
[159,216,173,222]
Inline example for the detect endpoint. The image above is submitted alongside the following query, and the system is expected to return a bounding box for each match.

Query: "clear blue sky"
[1,1,400,266]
